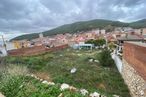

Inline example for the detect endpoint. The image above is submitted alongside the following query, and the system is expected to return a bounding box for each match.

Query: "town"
[0,0,146,97]
[0,26,146,97]
[1,27,146,55]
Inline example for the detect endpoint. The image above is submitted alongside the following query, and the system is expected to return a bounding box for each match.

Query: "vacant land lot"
[4,48,130,97]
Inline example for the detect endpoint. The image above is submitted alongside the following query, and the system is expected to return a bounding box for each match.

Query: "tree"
[85,39,98,46]
[96,38,106,46]
[85,39,106,46]
[108,42,116,50]
[98,49,114,67]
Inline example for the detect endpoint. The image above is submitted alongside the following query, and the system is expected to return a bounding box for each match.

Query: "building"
[13,40,29,49]
[143,28,146,34]
[114,27,134,33]
[72,42,94,50]
[116,33,144,55]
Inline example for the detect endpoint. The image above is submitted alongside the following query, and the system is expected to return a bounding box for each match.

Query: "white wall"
[6,42,15,50]
[112,53,123,73]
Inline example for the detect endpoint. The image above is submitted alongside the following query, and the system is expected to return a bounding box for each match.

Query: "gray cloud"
[0,0,146,39]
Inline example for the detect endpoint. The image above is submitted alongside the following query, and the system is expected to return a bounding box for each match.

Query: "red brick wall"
[8,44,68,56]
[123,42,146,81]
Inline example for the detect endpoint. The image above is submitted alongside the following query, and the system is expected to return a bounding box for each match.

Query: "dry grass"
[7,65,28,76]
[34,72,51,82]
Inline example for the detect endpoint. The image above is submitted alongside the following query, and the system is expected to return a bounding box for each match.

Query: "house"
[100,29,106,34]
[116,32,144,55]
[143,34,146,42]
[114,27,134,33]
[134,29,142,35]
[106,34,116,43]
[143,28,146,34]
[31,38,42,46]
[13,39,29,49]
[134,28,146,35]
[92,29,100,34]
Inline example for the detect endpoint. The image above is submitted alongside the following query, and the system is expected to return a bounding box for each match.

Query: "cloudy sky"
[0,0,146,40]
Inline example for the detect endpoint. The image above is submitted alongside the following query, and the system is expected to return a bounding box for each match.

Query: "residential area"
[0,26,146,97]
[1,27,146,56]
[0,0,146,97]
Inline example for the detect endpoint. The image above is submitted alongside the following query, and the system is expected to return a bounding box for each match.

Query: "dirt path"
[33,72,52,82]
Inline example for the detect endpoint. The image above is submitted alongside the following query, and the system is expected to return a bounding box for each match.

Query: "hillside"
[129,19,146,28]
[11,19,146,41]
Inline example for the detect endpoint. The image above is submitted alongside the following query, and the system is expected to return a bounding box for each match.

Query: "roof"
[117,34,144,41]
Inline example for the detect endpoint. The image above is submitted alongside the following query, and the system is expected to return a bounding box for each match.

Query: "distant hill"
[129,19,146,28]
[11,19,146,41]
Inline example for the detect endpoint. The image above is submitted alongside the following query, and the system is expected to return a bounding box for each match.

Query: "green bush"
[98,49,114,67]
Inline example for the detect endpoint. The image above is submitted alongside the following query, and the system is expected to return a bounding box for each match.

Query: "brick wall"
[123,42,146,81]
[122,42,146,97]
[8,44,68,56]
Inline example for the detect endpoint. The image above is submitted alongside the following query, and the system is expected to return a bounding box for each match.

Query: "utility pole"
[0,35,7,55]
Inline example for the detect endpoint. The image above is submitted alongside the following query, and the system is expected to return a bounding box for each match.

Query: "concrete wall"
[112,53,123,73]
[122,42,146,97]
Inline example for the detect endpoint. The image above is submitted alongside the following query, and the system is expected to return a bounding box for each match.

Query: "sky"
[0,0,146,40]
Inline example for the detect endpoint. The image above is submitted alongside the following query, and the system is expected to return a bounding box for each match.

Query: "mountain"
[129,19,146,28]
[11,19,146,41]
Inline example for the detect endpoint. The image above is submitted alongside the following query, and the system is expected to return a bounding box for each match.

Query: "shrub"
[108,42,116,50]
[0,75,25,97]
[0,64,29,97]
[98,49,114,67]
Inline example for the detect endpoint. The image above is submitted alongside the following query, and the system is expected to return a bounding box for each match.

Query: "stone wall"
[122,59,146,97]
